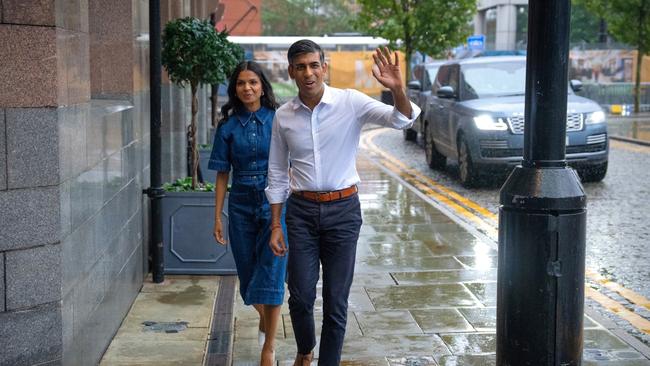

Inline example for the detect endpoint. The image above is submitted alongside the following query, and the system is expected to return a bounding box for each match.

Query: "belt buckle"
[317,191,329,202]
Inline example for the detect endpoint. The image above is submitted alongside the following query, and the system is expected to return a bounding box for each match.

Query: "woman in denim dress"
[208,61,287,365]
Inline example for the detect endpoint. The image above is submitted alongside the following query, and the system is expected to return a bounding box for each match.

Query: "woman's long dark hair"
[219,61,279,125]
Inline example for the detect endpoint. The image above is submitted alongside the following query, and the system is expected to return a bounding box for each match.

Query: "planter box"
[199,127,217,183]
[161,191,236,274]
[199,148,216,184]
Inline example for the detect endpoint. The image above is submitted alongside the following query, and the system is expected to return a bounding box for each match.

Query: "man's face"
[288,52,328,99]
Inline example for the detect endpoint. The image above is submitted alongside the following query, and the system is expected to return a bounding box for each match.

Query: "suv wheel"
[403,128,417,142]
[580,162,608,183]
[458,135,478,188]
[425,123,446,169]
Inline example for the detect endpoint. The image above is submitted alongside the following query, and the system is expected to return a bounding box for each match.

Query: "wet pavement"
[367,127,650,350]
[229,152,650,364]
[100,127,650,364]
[608,113,650,143]
[101,276,219,365]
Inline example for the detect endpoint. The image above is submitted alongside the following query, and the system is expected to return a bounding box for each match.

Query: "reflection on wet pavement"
[230,155,649,364]
[609,115,650,143]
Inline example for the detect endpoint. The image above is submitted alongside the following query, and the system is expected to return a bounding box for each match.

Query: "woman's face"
[236,69,263,111]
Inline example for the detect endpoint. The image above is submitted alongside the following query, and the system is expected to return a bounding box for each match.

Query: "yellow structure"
[329,51,407,96]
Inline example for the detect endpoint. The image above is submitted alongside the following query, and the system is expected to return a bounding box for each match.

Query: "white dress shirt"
[265,84,421,204]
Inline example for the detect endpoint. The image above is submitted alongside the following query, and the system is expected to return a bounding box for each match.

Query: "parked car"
[405,61,445,141]
[415,56,608,187]
[456,49,527,59]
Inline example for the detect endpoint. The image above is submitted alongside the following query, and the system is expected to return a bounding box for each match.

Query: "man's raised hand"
[372,47,404,92]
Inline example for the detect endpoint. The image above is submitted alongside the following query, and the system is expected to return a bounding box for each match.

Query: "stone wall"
[0,0,217,364]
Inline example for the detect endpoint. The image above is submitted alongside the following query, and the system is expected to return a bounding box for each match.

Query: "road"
[360,127,650,347]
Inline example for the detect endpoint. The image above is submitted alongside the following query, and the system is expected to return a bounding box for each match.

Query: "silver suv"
[408,56,608,187]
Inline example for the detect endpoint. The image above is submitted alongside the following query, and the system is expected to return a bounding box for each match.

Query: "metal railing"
[576,83,650,107]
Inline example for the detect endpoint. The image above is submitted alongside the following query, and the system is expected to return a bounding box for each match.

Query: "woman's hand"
[213,220,226,245]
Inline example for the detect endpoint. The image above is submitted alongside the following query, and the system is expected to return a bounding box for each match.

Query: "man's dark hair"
[287,39,325,65]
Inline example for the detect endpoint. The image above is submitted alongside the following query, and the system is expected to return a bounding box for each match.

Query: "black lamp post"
[496,0,587,364]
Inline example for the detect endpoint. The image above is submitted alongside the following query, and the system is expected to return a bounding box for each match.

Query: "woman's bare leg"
[260,304,281,365]
[252,304,265,333]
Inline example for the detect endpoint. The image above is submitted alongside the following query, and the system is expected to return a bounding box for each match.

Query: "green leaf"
[162,17,244,88]
[163,177,215,192]
[355,0,477,76]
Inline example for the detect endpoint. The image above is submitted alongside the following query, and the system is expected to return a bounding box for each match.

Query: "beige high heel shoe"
[258,330,266,347]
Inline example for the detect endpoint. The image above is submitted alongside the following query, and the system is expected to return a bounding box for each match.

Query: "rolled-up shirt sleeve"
[208,124,231,172]
[351,89,421,129]
[265,114,291,204]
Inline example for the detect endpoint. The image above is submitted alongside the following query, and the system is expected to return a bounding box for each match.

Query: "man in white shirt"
[265,40,420,365]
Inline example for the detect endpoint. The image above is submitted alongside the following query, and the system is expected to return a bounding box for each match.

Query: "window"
[461,62,527,98]
[433,66,451,93]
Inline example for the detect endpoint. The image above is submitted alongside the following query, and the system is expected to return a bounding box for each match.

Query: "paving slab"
[366,284,480,310]
[457,308,496,332]
[410,308,475,333]
[100,276,219,366]
[392,269,497,285]
[355,310,422,335]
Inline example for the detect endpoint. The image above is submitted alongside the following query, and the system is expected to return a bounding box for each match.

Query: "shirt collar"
[236,106,272,126]
[292,84,333,111]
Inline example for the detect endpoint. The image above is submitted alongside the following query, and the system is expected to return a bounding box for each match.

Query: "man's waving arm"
[353,47,421,128]
[372,46,413,118]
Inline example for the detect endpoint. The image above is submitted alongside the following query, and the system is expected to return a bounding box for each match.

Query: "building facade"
[0,1,216,364]
[474,0,528,50]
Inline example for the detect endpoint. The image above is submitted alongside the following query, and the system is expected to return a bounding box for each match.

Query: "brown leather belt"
[293,185,358,203]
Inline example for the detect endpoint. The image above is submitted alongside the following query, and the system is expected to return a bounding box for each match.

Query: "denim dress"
[208,106,287,306]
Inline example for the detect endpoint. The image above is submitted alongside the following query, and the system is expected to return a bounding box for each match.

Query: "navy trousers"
[285,193,362,366]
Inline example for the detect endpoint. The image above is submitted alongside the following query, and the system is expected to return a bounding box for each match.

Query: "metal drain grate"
[204,276,237,366]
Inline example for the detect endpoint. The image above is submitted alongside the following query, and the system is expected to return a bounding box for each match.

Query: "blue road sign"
[467,35,485,51]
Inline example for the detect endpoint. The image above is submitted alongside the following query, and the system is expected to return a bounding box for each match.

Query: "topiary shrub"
[162,17,243,190]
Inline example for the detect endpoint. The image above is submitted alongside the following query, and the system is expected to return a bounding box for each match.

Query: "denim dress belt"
[233,170,267,176]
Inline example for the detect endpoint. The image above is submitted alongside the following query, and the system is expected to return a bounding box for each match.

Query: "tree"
[162,17,243,189]
[570,1,602,44]
[262,0,357,36]
[576,0,650,112]
[355,0,476,79]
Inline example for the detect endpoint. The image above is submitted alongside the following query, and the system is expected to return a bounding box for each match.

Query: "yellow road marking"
[380,159,499,238]
[362,127,650,331]
[362,129,498,225]
[586,287,650,334]
[611,139,650,154]
[586,269,650,311]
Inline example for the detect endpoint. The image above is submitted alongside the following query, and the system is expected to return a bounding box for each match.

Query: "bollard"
[496,0,587,364]
[497,168,586,365]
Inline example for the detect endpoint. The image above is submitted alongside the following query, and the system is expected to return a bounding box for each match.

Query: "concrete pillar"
[474,10,486,37]
[496,4,517,50]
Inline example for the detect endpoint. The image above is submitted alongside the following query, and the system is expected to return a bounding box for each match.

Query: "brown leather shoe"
[292,351,314,366]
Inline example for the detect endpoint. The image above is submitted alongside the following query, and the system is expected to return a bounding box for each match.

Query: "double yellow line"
[360,128,650,334]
